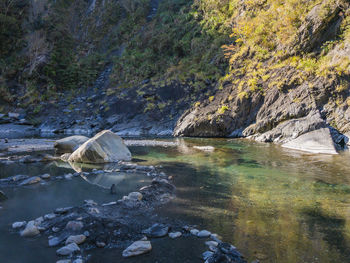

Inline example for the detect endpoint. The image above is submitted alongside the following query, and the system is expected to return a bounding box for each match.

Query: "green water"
[1,138,350,262]
[131,138,350,263]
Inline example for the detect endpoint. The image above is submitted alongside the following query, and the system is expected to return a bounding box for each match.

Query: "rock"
[54,135,89,153]
[0,190,7,201]
[55,207,73,214]
[52,227,60,233]
[282,128,338,154]
[68,130,131,163]
[168,232,182,239]
[34,216,44,226]
[193,146,215,152]
[142,223,169,238]
[203,251,214,260]
[122,240,152,257]
[60,153,71,162]
[56,260,71,263]
[65,221,84,232]
[12,221,26,229]
[41,173,51,179]
[197,230,211,238]
[21,221,40,237]
[19,176,41,186]
[65,235,86,245]
[123,192,143,201]
[49,236,64,247]
[96,241,106,248]
[73,259,83,263]
[64,173,73,180]
[44,213,56,220]
[206,241,219,247]
[190,229,199,235]
[8,112,20,119]
[56,243,80,256]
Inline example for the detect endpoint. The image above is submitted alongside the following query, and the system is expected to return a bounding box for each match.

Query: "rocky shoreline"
[0,135,247,263]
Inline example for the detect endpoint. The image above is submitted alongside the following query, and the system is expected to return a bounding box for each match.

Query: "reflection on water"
[130,138,350,263]
[1,138,350,263]
[0,161,151,263]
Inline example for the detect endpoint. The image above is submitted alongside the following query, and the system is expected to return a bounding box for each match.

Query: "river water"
[1,138,350,262]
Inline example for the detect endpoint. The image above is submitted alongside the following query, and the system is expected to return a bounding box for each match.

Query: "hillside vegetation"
[1,0,350,136]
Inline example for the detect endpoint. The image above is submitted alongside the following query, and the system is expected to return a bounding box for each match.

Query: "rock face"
[122,240,152,257]
[68,130,131,163]
[282,128,338,154]
[54,135,89,154]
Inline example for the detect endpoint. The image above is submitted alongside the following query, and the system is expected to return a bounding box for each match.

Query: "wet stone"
[168,232,182,239]
[65,235,86,245]
[122,240,152,257]
[198,230,211,238]
[21,221,40,237]
[56,243,80,256]
[41,173,51,179]
[19,176,41,186]
[142,223,169,238]
[65,221,84,232]
[190,229,199,236]
[12,221,26,229]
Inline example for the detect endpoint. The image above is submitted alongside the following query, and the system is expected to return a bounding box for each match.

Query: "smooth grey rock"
[122,240,152,257]
[41,173,51,179]
[49,236,63,247]
[44,213,56,220]
[168,232,182,239]
[65,235,86,245]
[54,135,89,153]
[282,128,338,154]
[142,223,169,238]
[21,221,40,237]
[197,230,211,238]
[56,243,80,256]
[68,130,131,163]
[19,176,41,186]
[206,241,218,247]
[12,221,26,229]
[190,229,199,235]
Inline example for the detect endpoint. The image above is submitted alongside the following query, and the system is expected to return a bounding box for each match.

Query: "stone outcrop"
[68,130,131,163]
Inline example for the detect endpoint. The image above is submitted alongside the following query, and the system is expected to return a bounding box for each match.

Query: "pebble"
[190,229,199,236]
[205,241,218,247]
[44,213,56,220]
[41,173,51,179]
[122,240,152,257]
[56,243,80,256]
[21,221,40,237]
[65,221,84,231]
[65,235,86,245]
[197,230,211,238]
[12,221,26,229]
[96,241,106,248]
[168,232,182,239]
[202,251,214,260]
[142,223,169,238]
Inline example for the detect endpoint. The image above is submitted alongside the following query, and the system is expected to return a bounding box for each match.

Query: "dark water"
[1,138,350,262]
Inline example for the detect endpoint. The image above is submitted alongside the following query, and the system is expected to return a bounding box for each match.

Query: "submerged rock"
[169,232,182,239]
[19,176,41,186]
[0,190,7,201]
[68,130,131,163]
[122,240,152,257]
[56,243,80,256]
[21,221,40,237]
[282,128,338,155]
[54,135,89,154]
[142,223,169,238]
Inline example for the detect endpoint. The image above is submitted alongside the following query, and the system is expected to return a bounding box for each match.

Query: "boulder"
[282,128,338,154]
[122,240,152,257]
[68,130,131,163]
[54,136,89,154]
[21,221,40,237]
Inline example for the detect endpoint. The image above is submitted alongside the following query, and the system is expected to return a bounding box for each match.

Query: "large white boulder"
[54,135,89,153]
[68,130,131,163]
[282,128,338,155]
